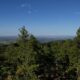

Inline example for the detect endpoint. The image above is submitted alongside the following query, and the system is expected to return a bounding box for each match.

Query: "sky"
[0,0,80,36]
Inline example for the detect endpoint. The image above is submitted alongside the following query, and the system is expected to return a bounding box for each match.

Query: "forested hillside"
[0,26,80,80]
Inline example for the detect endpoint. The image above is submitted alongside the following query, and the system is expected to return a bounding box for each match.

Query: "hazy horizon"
[0,35,75,37]
[0,35,74,43]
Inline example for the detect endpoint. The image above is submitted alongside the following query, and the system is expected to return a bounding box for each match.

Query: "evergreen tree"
[18,26,29,45]
[75,27,80,80]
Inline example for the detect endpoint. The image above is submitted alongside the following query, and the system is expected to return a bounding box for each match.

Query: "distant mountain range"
[0,36,75,43]
[37,36,74,42]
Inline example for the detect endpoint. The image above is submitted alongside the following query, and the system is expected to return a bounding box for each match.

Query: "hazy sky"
[0,0,80,36]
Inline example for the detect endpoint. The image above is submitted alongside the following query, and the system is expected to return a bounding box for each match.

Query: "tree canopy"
[0,26,80,80]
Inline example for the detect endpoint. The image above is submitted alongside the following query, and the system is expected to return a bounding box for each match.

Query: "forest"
[0,26,80,80]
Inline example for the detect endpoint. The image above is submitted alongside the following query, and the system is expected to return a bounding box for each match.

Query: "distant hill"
[0,36,74,43]
[37,36,74,43]
[0,36,17,43]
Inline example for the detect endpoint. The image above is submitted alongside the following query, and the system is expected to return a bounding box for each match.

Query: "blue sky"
[0,0,80,36]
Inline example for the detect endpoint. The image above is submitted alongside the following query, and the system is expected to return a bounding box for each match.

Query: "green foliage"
[17,26,29,45]
[0,26,79,80]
